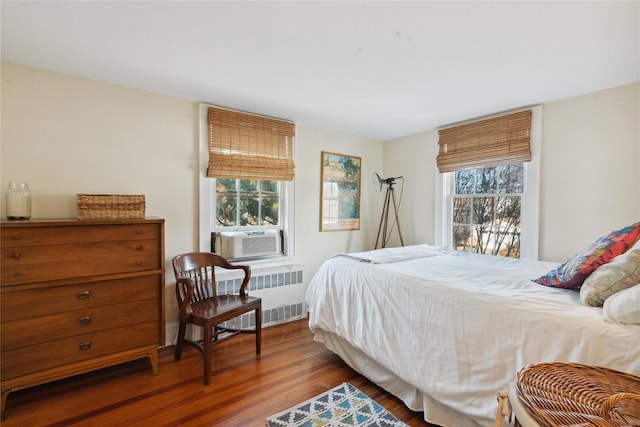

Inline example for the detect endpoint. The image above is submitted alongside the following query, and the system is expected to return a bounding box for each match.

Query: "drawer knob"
[12,235,22,241]
[79,316,92,325]
[12,252,22,259]
[135,245,143,251]
[135,261,142,266]
[79,342,92,351]
[77,291,91,299]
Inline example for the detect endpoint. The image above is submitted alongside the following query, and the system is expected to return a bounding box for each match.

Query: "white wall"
[3,62,638,336]
[539,83,639,261]
[384,82,640,262]
[294,125,383,275]
[1,62,199,256]
[0,62,383,342]
[381,130,439,248]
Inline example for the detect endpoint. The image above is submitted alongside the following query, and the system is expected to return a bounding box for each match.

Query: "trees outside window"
[452,163,523,258]
[215,179,280,228]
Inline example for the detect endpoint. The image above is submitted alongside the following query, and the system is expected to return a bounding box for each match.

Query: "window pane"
[475,167,497,194]
[494,227,521,258]
[261,180,279,194]
[238,192,257,226]
[453,225,472,252]
[216,179,237,227]
[473,197,494,226]
[240,179,258,192]
[495,196,521,227]
[497,164,524,193]
[260,194,279,225]
[455,170,474,194]
[217,178,236,192]
[473,225,494,254]
[452,197,471,224]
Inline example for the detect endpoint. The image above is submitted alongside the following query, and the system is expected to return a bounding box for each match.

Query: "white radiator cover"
[217,264,307,327]
[172,264,307,343]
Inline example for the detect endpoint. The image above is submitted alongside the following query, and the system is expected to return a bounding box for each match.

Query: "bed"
[305,244,640,427]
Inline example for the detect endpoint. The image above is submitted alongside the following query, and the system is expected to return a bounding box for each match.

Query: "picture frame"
[320,151,361,231]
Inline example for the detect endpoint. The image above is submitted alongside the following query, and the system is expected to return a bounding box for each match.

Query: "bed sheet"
[306,246,640,426]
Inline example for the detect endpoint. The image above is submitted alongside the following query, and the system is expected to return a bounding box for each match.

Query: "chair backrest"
[172,252,251,305]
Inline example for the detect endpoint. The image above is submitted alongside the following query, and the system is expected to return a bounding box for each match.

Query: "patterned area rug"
[265,382,409,427]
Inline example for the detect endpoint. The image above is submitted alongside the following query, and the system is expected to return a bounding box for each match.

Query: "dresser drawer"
[1,223,160,248]
[2,255,160,285]
[2,239,159,267]
[1,299,159,350]
[1,275,160,321]
[2,244,160,285]
[1,321,159,380]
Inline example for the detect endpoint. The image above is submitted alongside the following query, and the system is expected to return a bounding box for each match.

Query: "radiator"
[217,264,307,328]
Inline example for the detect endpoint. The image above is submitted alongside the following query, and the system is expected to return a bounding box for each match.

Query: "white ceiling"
[2,1,638,140]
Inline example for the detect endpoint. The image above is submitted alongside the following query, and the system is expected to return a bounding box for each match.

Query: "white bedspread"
[306,245,640,427]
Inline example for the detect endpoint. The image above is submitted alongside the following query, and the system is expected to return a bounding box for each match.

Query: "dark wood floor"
[2,319,438,426]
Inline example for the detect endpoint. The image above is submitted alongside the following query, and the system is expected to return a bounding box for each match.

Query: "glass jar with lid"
[5,182,32,220]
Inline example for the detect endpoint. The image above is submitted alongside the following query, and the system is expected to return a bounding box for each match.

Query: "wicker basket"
[515,362,640,427]
[76,194,145,220]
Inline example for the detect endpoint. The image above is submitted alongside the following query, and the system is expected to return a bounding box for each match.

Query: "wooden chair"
[172,252,262,385]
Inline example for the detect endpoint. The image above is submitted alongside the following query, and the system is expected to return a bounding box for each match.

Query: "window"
[199,104,295,259]
[435,107,541,259]
[215,178,280,228]
[451,164,523,257]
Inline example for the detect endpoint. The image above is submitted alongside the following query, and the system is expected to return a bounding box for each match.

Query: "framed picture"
[320,151,361,231]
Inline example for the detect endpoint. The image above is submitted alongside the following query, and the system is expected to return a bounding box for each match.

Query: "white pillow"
[602,283,640,325]
[580,239,640,306]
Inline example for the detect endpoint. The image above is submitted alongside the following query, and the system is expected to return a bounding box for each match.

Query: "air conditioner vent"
[243,235,278,255]
[218,230,281,259]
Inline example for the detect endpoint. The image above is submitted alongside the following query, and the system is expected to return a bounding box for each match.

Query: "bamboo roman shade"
[207,107,295,181]
[436,110,532,173]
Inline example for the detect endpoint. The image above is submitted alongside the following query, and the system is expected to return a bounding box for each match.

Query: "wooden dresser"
[0,218,165,417]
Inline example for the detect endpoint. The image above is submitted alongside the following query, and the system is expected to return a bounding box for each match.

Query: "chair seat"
[189,295,262,324]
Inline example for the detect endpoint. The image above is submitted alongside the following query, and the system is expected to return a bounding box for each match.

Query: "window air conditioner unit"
[218,230,281,260]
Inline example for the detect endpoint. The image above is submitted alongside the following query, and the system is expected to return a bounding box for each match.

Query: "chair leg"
[203,323,213,385]
[255,305,262,355]
[175,320,187,361]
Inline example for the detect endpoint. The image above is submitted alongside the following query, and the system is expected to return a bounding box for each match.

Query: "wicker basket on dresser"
[0,218,165,418]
